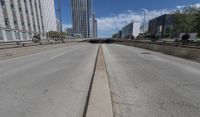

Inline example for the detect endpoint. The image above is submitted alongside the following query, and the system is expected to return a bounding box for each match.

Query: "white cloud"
[176,3,200,12]
[190,3,200,8]
[60,3,200,37]
[176,5,186,9]
[62,24,72,30]
[97,9,172,37]
[97,3,200,37]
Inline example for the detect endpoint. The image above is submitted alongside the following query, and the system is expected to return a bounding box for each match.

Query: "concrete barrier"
[118,42,200,62]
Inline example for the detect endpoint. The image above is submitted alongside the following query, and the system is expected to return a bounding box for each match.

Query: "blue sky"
[54,0,200,37]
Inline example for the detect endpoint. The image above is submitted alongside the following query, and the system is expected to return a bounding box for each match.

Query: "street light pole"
[143,10,146,35]
[58,0,63,41]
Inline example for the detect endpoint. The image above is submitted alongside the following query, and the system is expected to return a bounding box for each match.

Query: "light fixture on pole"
[58,0,63,41]
[142,9,146,35]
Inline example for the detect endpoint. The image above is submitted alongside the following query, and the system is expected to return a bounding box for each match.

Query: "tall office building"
[122,22,141,39]
[0,0,57,41]
[71,0,93,38]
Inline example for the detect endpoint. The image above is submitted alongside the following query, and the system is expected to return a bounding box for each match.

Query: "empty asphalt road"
[1,43,200,117]
[0,44,98,117]
[103,44,200,117]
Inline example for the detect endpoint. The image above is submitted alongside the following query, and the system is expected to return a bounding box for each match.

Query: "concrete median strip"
[86,44,113,117]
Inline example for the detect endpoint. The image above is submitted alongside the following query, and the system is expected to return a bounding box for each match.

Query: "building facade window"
[34,1,41,33]
[4,18,9,26]
[0,0,5,9]
[22,32,27,40]
[17,0,26,31]
[15,31,20,40]
[29,0,36,32]
[19,8,22,14]
[23,0,31,31]
[10,0,18,29]
[10,4,14,11]
[6,30,13,40]
[29,33,32,39]
[0,30,3,40]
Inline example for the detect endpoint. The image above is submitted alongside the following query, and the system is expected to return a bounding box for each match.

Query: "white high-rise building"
[122,22,141,39]
[0,0,57,41]
[40,0,57,32]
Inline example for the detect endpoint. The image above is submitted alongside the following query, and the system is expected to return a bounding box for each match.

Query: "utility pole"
[143,10,146,35]
[58,0,63,41]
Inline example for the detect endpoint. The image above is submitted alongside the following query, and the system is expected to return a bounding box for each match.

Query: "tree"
[195,12,200,37]
[47,31,67,42]
[46,31,67,41]
[174,13,196,33]
[46,31,60,38]
[174,6,200,34]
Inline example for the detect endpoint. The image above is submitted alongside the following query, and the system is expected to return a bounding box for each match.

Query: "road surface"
[0,44,98,117]
[103,44,200,117]
[1,43,200,117]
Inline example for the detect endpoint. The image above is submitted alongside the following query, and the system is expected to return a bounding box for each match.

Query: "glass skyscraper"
[71,0,93,38]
